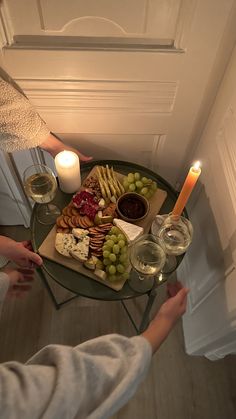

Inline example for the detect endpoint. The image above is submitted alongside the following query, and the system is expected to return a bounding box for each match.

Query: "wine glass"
[128,234,166,293]
[151,213,193,274]
[23,164,61,225]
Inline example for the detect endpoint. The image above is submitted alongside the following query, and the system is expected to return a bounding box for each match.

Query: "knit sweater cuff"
[1,123,50,153]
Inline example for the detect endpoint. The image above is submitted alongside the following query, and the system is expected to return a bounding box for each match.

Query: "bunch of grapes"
[122,172,157,199]
[102,226,130,282]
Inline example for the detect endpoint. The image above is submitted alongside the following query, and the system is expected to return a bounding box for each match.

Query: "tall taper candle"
[55,151,81,193]
[172,161,201,216]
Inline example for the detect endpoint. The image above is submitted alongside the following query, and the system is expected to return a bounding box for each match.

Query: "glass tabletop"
[31,160,186,301]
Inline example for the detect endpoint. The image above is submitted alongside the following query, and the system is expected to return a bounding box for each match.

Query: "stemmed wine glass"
[151,213,193,274]
[128,234,166,293]
[23,164,61,225]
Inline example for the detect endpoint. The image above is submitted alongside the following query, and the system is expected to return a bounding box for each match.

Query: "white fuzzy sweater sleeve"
[0,78,50,152]
[0,334,152,419]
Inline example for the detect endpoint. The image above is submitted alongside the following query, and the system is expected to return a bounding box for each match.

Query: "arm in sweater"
[0,269,151,419]
[0,268,188,419]
[0,335,151,419]
[0,75,92,161]
[0,78,50,153]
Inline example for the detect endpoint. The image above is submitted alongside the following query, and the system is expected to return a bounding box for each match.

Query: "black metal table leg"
[36,267,79,309]
[121,286,158,334]
[138,287,158,333]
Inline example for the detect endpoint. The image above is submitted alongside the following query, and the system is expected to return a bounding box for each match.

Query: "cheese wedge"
[55,233,77,257]
[72,228,89,239]
[70,237,90,262]
[113,218,144,242]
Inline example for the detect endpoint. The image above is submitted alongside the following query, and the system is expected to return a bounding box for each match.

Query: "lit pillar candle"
[54,151,81,193]
[172,161,201,216]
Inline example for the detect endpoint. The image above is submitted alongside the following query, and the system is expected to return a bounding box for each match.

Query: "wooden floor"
[1,226,236,419]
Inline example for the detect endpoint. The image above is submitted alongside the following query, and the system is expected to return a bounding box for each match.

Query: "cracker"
[56,227,70,233]
[67,218,77,228]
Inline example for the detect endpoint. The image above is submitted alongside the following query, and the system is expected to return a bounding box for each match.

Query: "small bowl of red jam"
[117,192,150,223]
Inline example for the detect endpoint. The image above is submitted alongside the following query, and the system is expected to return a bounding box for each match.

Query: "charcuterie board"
[38,166,167,291]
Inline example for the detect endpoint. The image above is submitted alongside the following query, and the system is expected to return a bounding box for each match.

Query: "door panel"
[3,0,183,44]
[1,0,235,187]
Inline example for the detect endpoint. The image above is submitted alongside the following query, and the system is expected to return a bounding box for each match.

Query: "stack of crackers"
[88,223,113,257]
[56,203,94,233]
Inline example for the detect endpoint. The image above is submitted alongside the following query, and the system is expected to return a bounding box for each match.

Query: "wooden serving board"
[38,167,167,291]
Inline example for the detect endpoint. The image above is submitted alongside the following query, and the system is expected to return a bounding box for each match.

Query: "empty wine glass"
[151,213,193,273]
[128,234,166,293]
[23,164,61,225]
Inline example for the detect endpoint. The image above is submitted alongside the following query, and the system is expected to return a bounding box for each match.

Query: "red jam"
[118,196,146,219]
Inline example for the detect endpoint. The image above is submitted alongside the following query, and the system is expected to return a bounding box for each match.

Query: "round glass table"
[31,160,187,333]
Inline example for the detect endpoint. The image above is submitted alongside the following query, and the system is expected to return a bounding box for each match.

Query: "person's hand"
[142,281,189,354]
[4,266,35,299]
[40,133,93,162]
[156,281,189,328]
[0,237,42,268]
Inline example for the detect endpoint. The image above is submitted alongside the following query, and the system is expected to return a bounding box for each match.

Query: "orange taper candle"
[172,161,201,216]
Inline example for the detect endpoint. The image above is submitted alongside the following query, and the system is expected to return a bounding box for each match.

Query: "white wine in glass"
[129,234,166,293]
[152,213,193,273]
[24,164,61,225]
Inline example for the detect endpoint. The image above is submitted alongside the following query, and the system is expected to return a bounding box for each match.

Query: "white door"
[179,44,236,359]
[0,0,235,194]
[0,151,31,226]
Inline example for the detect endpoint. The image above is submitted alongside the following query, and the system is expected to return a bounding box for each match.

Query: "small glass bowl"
[116,192,150,223]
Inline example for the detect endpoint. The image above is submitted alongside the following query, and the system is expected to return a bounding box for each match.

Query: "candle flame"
[193,161,201,170]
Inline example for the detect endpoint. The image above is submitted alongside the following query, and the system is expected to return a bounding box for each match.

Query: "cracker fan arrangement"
[39,164,167,290]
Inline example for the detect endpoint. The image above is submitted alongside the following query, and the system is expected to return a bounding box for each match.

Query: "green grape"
[116,264,125,274]
[145,192,151,199]
[103,250,110,258]
[106,266,110,273]
[103,258,111,266]
[122,272,130,280]
[123,180,129,191]
[108,265,116,275]
[122,176,128,184]
[110,234,118,243]
[151,181,157,191]
[140,187,148,196]
[117,233,126,241]
[119,254,128,264]
[120,245,128,254]
[109,253,117,262]
[106,239,114,249]
[135,180,143,189]
[141,177,149,184]
[108,274,117,282]
[118,239,125,248]
[96,260,104,270]
[134,172,141,181]
[129,183,136,192]
[105,235,110,240]
[113,244,120,254]
[110,226,120,235]
[127,173,135,183]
